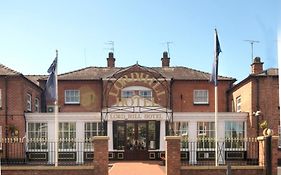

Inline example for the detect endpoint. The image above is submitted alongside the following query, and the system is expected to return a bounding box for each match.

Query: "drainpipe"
[100,78,104,136]
[169,78,174,136]
[256,77,260,137]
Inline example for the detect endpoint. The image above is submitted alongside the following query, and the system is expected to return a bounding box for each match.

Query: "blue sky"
[0,0,279,82]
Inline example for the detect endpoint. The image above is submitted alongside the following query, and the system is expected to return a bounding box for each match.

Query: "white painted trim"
[173,112,248,122]
[25,112,101,122]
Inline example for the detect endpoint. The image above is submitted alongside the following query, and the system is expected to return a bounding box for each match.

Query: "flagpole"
[213,29,219,167]
[54,50,59,167]
[215,85,218,166]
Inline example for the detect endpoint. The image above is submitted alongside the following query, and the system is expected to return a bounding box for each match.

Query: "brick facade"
[2,166,95,175]
[93,136,109,175]
[0,75,42,139]
[165,136,181,175]
[180,166,264,175]
[172,80,232,112]
[229,71,279,138]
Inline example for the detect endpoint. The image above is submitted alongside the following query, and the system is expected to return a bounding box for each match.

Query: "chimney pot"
[107,52,115,68]
[161,51,170,67]
[251,57,263,74]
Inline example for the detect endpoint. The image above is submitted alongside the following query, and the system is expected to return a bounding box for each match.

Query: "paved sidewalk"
[109,161,165,175]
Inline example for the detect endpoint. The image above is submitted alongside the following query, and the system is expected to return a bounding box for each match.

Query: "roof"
[0,64,21,75]
[56,65,234,81]
[254,68,278,76]
[230,68,279,92]
[0,64,43,90]
[25,75,47,85]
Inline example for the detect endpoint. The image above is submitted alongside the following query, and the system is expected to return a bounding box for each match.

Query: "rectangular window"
[225,121,245,149]
[197,122,215,149]
[174,122,188,149]
[121,90,134,98]
[84,122,101,150]
[59,122,76,150]
[27,93,32,112]
[194,90,209,104]
[65,90,80,104]
[0,89,2,109]
[27,123,48,150]
[139,90,152,99]
[236,96,241,112]
[34,98,40,112]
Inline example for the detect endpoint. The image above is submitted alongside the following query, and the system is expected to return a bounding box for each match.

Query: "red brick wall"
[272,136,281,175]
[257,77,279,135]
[172,80,231,112]
[166,136,181,175]
[229,75,280,138]
[93,136,109,175]
[2,167,95,175]
[56,80,102,112]
[180,167,264,175]
[0,75,42,155]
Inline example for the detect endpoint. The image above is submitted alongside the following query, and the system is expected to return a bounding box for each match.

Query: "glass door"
[137,122,147,150]
[125,122,135,150]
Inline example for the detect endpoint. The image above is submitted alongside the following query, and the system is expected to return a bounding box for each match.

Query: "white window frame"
[64,90,80,104]
[27,123,48,151]
[27,93,32,112]
[139,90,152,99]
[236,96,241,112]
[121,90,134,98]
[174,122,188,149]
[59,122,76,150]
[193,90,209,104]
[225,121,245,150]
[121,86,152,99]
[84,122,101,150]
[197,122,215,150]
[34,98,40,112]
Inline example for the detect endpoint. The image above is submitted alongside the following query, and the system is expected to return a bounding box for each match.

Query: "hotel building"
[0,52,279,164]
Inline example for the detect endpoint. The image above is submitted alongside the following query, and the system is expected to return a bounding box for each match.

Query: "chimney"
[107,52,115,68]
[251,57,263,74]
[161,51,170,67]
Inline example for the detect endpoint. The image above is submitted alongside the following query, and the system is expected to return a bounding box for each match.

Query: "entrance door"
[125,122,148,160]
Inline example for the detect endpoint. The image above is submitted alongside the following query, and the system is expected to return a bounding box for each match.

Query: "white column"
[160,120,166,151]
[217,119,225,165]
[107,121,113,151]
[48,120,55,164]
[76,121,84,164]
[188,121,197,164]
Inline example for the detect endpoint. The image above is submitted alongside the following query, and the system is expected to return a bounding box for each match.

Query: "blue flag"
[45,54,58,101]
[210,29,221,86]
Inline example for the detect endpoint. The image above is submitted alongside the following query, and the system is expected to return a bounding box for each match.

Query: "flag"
[45,52,58,101]
[210,29,222,86]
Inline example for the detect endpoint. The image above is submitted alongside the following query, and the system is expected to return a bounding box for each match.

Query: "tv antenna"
[244,40,260,61]
[105,41,114,53]
[162,41,173,57]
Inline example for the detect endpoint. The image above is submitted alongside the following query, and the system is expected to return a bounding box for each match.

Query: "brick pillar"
[93,136,109,175]
[257,136,265,167]
[271,136,280,175]
[165,136,181,175]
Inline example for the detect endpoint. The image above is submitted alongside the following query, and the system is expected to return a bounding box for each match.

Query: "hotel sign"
[108,72,167,107]
[107,113,164,120]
